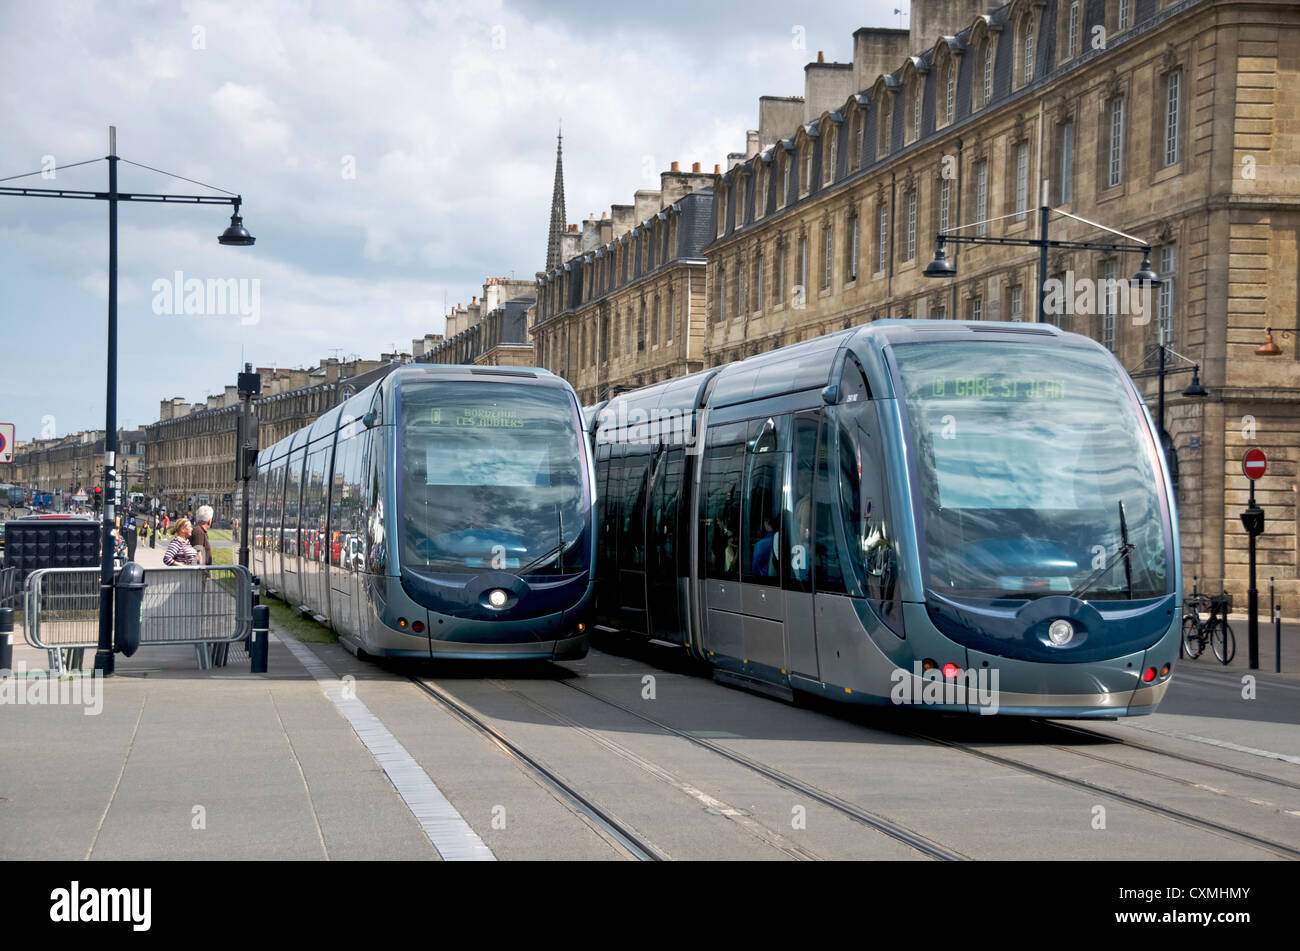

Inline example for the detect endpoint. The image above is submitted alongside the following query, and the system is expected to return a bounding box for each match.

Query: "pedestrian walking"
[162,518,200,566]
[192,505,214,566]
[149,513,157,548]
[125,516,138,561]
[162,512,170,534]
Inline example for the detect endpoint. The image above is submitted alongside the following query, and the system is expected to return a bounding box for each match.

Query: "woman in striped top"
[163,518,200,566]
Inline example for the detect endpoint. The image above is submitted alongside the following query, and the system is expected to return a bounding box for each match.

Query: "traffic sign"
[0,422,13,463]
[1242,448,1268,480]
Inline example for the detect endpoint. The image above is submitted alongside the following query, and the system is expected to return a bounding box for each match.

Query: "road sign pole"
[1247,478,1259,669]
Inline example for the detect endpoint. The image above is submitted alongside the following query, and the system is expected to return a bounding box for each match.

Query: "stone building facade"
[701,0,1299,604]
[420,277,537,367]
[13,429,146,505]
[144,354,404,520]
[532,162,717,404]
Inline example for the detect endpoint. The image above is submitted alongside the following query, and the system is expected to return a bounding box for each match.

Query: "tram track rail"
[903,727,1300,860]
[407,675,665,861]
[557,678,968,861]
[1040,720,1300,794]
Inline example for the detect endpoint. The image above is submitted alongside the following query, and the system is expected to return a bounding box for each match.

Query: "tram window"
[283,448,304,558]
[840,357,871,403]
[699,422,747,580]
[813,420,848,593]
[623,445,651,570]
[743,418,785,587]
[329,438,350,568]
[785,414,818,593]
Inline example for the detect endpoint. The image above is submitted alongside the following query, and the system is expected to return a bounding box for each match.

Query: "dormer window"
[825,128,836,184]
[943,60,955,125]
[1021,16,1036,86]
[980,38,994,108]
[878,94,893,157]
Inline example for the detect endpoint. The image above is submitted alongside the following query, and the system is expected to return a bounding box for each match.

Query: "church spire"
[545,127,566,271]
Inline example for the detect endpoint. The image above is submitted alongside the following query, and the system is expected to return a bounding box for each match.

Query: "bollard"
[1274,577,1282,675]
[0,606,12,675]
[250,604,269,673]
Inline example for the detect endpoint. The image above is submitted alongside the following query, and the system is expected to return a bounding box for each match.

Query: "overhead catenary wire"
[117,157,239,196]
[0,157,105,183]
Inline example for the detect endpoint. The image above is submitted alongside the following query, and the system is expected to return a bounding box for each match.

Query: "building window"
[913,80,923,141]
[846,208,859,282]
[1108,97,1125,187]
[1060,121,1075,204]
[1015,141,1029,221]
[939,178,951,234]
[737,260,746,318]
[970,297,983,321]
[652,296,661,345]
[755,254,764,311]
[982,39,994,107]
[826,130,836,184]
[877,205,889,273]
[1158,244,1176,348]
[785,153,794,204]
[1067,2,1079,58]
[1102,259,1118,350]
[799,234,808,293]
[853,114,863,169]
[804,148,813,194]
[975,160,988,236]
[761,167,770,213]
[822,223,833,290]
[1118,0,1132,32]
[905,188,917,262]
[944,62,955,125]
[718,270,726,322]
[879,98,892,157]
[734,182,743,230]
[933,302,946,320]
[1164,68,1182,167]
[1010,285,1024,322]
[667,287,675,341]
[1022,17,1035,86]
[776,240,786,304]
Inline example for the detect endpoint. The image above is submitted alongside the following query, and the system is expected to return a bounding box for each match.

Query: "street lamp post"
[1,127,254,674]
[924,201,1160,323]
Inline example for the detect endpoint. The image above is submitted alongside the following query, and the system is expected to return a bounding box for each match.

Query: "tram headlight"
[488,589,508,608]
[1048,619,1074,646]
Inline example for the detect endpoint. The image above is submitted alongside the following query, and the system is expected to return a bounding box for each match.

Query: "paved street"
[2,596,1297,861]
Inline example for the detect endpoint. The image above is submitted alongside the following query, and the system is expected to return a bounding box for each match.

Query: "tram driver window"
[743,418,785,586]
[699,423,748,580]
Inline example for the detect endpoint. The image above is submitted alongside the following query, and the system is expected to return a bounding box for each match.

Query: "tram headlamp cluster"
[1048,619,1075,646]
[488,589,508,608]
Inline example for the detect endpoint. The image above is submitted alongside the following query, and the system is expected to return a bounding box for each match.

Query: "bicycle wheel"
[1212,619,1236,665]
[1181,615,1204,659]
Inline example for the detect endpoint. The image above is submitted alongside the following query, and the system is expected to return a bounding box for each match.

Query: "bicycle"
[1181,585,1236,664]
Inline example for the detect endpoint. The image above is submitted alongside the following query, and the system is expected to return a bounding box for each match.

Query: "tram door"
[646,444,686,643]
[738,417,787,671]
[783,412,820,679]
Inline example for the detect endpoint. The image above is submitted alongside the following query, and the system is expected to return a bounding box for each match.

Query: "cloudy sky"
[1,0,907,443]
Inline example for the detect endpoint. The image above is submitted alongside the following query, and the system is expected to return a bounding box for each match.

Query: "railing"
[23,564,253,672]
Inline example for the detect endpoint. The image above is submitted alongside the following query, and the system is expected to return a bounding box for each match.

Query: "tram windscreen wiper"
[1070,500,1136,600]
[516,505,566,575]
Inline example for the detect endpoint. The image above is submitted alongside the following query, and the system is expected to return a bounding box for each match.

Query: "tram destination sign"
[926,377,1067,400]
[426,407,526,429]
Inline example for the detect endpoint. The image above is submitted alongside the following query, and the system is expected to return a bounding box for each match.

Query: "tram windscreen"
[399,381,586,576]
[891,341,1170,600]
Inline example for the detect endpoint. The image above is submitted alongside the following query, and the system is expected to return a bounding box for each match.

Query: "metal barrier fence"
[23,564,253,672]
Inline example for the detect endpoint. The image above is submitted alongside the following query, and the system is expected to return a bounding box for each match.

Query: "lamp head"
[1182,366,1207,397]
[1130,252,1159,288]
[219,202,256,246]
[923,241,956,279]
[1255,328,1282,357]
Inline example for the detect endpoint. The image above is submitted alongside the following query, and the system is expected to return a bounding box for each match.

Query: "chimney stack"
[692,162,701,172]
[670,160,680,171]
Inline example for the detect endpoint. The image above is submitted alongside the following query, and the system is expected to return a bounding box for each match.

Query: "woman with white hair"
[191,504,215,566]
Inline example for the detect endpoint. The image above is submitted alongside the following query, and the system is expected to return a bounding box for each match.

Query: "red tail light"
[1142,667,1157,683]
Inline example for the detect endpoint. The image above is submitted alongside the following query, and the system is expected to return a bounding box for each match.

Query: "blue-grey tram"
[253,365,595,660]
[587,321,1181,716]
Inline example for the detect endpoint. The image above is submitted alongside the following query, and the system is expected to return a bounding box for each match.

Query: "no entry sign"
[1242,448,1268,480]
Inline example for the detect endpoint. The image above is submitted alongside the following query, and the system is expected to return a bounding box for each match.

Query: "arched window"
[1020,14,1036,86]
[877,90,893,157]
